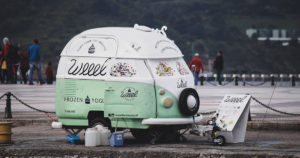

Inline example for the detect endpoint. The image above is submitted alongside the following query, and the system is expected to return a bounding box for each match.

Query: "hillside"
[1,0,300,74]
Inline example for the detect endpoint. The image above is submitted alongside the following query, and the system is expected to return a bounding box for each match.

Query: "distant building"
[245,28,257,38]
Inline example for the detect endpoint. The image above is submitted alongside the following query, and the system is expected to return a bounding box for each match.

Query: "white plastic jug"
[99,128,111,146]
[85,128,100,147]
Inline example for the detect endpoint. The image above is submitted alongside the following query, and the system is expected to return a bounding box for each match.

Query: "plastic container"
[85,128,100,147]
[110,132,124,147]
[99,128,111,145]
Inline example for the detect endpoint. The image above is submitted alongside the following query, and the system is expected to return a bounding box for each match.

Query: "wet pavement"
[0,84,300,157]
[0,125,299,157]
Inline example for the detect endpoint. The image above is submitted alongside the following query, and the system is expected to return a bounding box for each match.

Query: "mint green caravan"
[53,24,202,142]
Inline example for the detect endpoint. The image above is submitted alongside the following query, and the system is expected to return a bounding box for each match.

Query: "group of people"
[0,37,53,85]
[189,51,223,86]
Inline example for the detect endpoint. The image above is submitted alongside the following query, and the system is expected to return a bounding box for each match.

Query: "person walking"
[189,53,205,85]
[18,44,29,84]
[213,50,224,86]
[27,39,44,85]
[0,45,4,83]
[3,37,14,83]
[45,61,53,84]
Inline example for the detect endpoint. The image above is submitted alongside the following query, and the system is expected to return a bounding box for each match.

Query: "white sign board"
[216,94,251,143]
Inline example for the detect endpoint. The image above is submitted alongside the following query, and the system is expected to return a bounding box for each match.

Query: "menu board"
[216,94,251,131]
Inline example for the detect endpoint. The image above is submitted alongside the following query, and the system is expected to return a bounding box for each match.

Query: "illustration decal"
[120,87,139,101]
[176,62,189,75]
[110,62,136,77]
[177,78,187,88]
[76,39,106,52]
[67,58,109,76]
[88,44,95,54]
[156,62,174,76]
[85,96,90,104]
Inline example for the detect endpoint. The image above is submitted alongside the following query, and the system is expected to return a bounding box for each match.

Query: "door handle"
[105,87,114,91]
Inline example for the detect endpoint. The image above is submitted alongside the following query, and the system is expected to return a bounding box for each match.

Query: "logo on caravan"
[67,58,109,76]
[120,87,139,101]
[88,44,95,54]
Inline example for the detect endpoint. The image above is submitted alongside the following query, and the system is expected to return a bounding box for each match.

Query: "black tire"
[131,129,155,143]
[214,135,226,146]
[179,88,200,116]
[89,117,111,130]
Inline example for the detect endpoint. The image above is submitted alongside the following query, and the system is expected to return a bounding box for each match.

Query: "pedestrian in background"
[213,50,224,86]
[18,44,29,84]
[27,39,44,85]
[0,45,4,83]
[45,61,53,84]
[189,53,205,85]
[3,37,14,83]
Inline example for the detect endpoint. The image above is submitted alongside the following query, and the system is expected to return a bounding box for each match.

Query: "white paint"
[187,95,196,109]
[142,115,202,125]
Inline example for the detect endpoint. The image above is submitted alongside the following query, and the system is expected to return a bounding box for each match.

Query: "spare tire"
[179,88,200,116]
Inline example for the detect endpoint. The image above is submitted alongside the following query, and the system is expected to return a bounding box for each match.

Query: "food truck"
[53,24,202,142]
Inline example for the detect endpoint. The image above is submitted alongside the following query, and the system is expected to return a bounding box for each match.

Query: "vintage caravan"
[54,24,202,142]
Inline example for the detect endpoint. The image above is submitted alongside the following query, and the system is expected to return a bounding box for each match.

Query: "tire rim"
[187,95,197,110]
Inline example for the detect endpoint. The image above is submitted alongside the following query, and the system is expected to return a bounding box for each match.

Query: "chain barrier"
[251,97,300,116]
[245,81,267,87]
[10,93,55,114]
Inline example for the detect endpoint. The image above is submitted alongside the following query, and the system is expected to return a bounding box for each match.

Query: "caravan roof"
[60,25,183,59]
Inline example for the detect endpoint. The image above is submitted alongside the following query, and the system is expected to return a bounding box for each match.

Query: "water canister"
[85,128,100,147]
[99,128,111,146]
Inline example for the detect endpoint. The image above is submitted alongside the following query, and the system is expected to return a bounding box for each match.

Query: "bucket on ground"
[110,132,124,147]
[0,122,13,144]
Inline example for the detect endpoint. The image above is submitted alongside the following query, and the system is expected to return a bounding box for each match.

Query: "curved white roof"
[61,25,183,59]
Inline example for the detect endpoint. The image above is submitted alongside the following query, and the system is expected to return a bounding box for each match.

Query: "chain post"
[4,92,13,118]
[292,75,295,87]
[271,76,275,86]
[235,76,238,86]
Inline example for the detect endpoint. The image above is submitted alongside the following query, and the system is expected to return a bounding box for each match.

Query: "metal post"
[292,76,295,87]
[235,76,238,86]
[271,76,275,86]
[200,76,204,86]
[4,92,13,118]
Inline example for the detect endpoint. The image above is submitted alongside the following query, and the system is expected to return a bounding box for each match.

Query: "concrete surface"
[0,125,300,157]
[0,84,300,157]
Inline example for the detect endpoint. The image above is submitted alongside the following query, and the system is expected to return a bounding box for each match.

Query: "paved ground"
[1,125,300,157]
[0,84,300,157]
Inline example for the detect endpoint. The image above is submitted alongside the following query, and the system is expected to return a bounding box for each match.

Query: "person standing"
[18,44,29,84]
[45,62,53,84]
[213,51,224,85]
[27,39,44,85]
[189,53,205,85]
[0,45,4,83]
[3,37,14,83]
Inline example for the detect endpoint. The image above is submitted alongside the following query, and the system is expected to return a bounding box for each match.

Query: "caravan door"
[104,59,156,121]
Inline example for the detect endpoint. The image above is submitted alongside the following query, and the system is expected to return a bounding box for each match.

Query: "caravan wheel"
[179,88,200,116]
